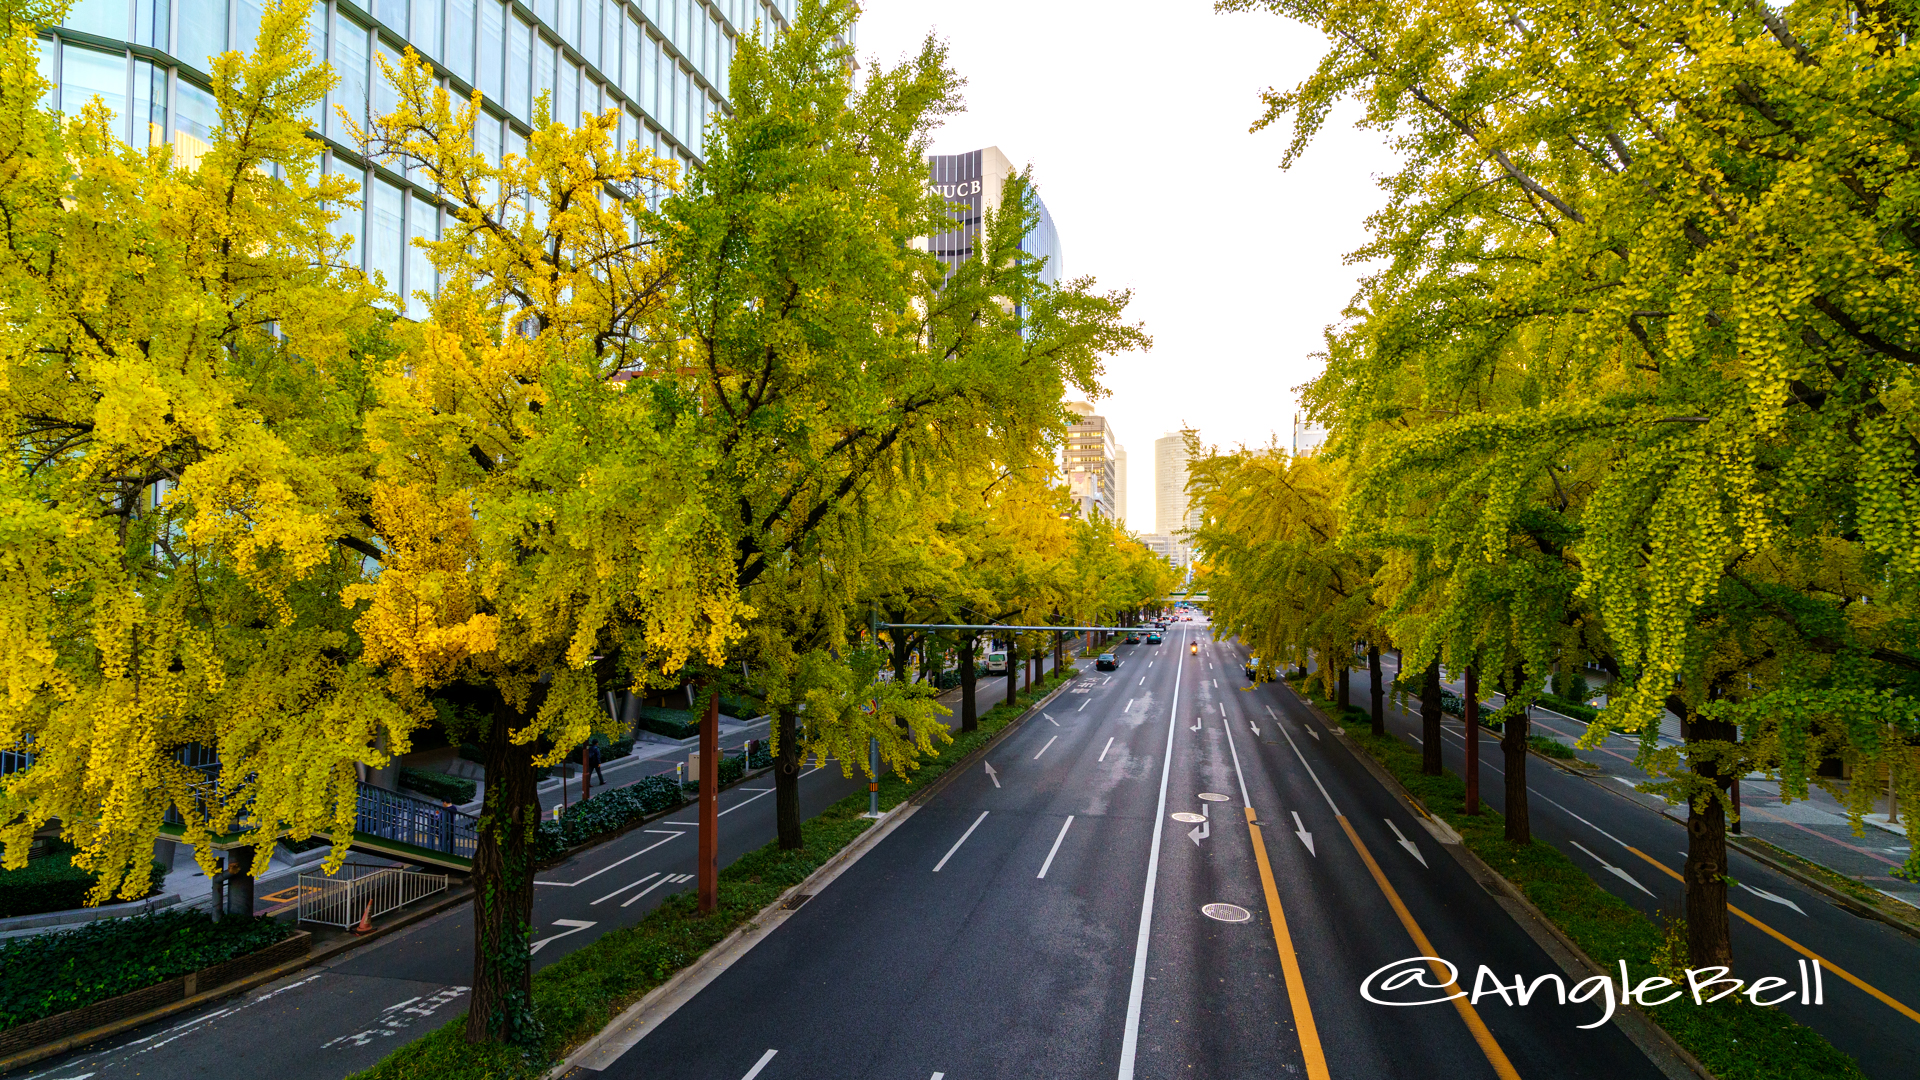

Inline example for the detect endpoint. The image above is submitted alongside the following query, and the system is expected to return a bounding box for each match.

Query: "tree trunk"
[1684,703,1737,970]
[1464,665,1481,815]
[774,706,803,850]
[1336,656,1349,709]
[959,636,977,733]
[1502,666,1531,843]
[466,698,541,1047]
[1368,644,1384,736]
[1007,639,1019,706]
[890,625,912,683]
[1420,659,1442,776]
[698,689,719,912]
[226,845,255,918]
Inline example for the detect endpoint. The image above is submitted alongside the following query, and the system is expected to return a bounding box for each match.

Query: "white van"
[984,650,1008,674]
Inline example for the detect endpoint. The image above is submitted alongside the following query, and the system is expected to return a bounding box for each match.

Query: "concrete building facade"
[927,145,1063,290]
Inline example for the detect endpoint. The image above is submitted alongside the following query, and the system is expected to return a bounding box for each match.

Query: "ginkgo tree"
[0,0,397,907]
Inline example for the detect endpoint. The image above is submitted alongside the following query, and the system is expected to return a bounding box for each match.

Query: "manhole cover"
[1202,903,1252,923]
[1170,812,1206,823]
[1197,793,1230,802]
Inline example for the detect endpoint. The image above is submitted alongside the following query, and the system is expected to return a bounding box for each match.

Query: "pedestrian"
[586,740,605,785]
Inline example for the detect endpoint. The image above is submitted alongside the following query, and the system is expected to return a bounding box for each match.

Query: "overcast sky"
[854,0,1402,533]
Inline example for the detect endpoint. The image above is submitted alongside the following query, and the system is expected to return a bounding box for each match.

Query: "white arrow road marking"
[1292,811,1316,857]
[1739,882,1807,915]
[985,761,1000,787]
[1305,725,1320,741]
[1046,712,1060,726]
[933,811,990,872]
[740,1049,778,1080]
[528,919,597,954]
[1190,717,1202,731]
[1385,820,1427,867]
[1188,801,1213,845]
[1569,841,1656,896]
[1099,736,1115,762]
[1250,721,1261,736]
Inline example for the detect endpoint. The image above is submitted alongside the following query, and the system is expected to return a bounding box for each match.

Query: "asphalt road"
[11,654,1064,1080]
[591,621,1670,1080]
[1349,652,1920,1079]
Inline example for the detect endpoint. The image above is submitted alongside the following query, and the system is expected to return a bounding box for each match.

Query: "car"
[1096,653,1117,671]
[1244,657,1261,680]
[1125,633,1141,644]
[1147,633,1163,644]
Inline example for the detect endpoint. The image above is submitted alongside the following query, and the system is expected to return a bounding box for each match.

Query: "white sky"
[855,0,1403,533]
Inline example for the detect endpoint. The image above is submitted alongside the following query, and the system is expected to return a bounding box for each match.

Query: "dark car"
[1244,656,1262,681]
[1147,633,1163,644]
[1096,653,1117,671]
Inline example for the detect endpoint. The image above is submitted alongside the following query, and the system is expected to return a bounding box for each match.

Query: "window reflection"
[173,78,217,171]
[60,43,126,129]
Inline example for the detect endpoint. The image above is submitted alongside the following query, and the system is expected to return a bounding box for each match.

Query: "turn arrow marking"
[1739,881,1807,915]
[1385,820,1427,867]
[528,919,596,955]
[984,761,1000,788]
[1292,811,1315,857]
[1570,841,1655,896]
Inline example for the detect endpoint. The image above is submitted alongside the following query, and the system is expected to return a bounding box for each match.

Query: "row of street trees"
[0,0,1159,1044]
[1199,0,1920,974]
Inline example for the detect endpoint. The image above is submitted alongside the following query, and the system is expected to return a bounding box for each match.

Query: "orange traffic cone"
[352,898,374,934]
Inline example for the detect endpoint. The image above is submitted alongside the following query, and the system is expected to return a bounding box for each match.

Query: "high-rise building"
[43,0,800,318]
[1155,431,1201,564]
[1062,401,1117,521]
[927,146,1063,288]
[1114,445,1128,525]
[1292,412,1327,456]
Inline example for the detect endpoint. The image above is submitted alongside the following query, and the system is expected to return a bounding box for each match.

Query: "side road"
[5,654,1063,1080]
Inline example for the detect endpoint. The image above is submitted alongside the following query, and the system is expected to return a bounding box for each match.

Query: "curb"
[1282,683,1719,1080]
[0,881,476,1075]
[546,672,1078,1077]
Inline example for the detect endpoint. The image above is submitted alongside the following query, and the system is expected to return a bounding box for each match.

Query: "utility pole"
[698,688,719,913]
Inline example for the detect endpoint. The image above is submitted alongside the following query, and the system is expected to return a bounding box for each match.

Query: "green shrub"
[633,706,700,740]
[0,910,293,1031]
[398,767,477,804]
[0,853,164,919]
[1551,670,1593,706]
[1537,693,1600,723]
[1528,734,1578,759]
[534,774,686,861]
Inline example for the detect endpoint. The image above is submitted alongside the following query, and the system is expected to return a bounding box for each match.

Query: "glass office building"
[40,0,802,315]
[927,145,1063,287]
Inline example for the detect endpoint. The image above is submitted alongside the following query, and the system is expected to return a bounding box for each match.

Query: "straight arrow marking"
[1250,721,1261,736]
[984,761,1000,788]
[1570,841,1655,896]
[1385,820,1427,867]
[1305,726,1320,741]
[1046,713,1060,726]
[1292,811,1316,857]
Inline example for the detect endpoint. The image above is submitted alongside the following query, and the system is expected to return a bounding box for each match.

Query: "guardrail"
[353,783,479,861]
[295,865,449,928]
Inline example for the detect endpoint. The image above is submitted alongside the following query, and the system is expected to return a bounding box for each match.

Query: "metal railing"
[353,783,479,861]
[295,865,449,927]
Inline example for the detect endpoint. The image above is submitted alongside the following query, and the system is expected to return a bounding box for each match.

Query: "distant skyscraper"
[927,146,1063,291]
[1154,431,1200,564]
[1292,413,1328,456]
[1062,401,1117,521]
[1114,445,1128,525]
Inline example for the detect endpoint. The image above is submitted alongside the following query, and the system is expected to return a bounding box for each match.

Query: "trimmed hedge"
[0,910,293,1031]
[633,706,700,740]
[1295,678,1866,1080]
[0,853,164,919]
[1528,734,1579,759]
[350,666,1077,1080]
[399,767,477,804]
[533,774,684,861]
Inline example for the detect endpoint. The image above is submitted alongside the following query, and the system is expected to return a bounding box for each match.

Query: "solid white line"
[1038,816,1075,878]
[621,872,682,907]
[740,1049,778,1080]
[933,811,990,872]
[1221,701,1252,807]
[1532,789,1633,848]
[1034,735,1059,759]
[537,831,684,887]
[1118,628,1182,1080]
[1277,721,1342,816]
[592,872,661,905]
[1100,736,1115,761]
